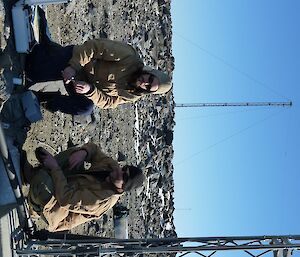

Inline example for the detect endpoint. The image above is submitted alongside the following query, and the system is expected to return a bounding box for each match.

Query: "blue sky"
[171,0,300,250]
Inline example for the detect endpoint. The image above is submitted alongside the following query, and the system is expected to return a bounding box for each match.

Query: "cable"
[175,108,286,166]
[175,106,271,121]
[173,31,291,101]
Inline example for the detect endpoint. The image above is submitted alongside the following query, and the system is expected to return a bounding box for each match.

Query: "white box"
[11,1,33,53]
[12,0,70,53]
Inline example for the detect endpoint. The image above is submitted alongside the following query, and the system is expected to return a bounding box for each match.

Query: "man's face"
[109,166,130,193]
[136,73,159,92]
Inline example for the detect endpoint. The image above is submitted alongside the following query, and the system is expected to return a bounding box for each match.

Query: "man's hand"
[62,66,76,84]
[74,81,91,94]
[68,150,87,170]
[38,149,59,170]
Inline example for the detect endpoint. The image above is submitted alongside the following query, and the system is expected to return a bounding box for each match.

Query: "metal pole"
[0,126,34,235]
[175,101,292,108]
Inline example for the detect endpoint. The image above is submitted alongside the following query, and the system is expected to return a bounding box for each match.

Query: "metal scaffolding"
[11,233,300,257]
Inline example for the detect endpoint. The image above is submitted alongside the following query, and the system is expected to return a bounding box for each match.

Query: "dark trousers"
[25,20,94,115]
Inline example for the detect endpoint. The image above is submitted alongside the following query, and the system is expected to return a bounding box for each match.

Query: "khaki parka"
[29,143,122,232]
[68,38,144,108]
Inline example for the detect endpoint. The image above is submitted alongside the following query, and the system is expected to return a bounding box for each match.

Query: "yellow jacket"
[35,143,122,232]
[69,39,144,108]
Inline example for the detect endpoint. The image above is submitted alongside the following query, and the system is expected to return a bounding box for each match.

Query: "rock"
[117,151,126,162]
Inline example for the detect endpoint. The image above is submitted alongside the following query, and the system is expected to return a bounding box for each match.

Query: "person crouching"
[23,143,145,232]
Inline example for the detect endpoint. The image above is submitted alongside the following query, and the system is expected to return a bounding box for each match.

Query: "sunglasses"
[143,74,155,91]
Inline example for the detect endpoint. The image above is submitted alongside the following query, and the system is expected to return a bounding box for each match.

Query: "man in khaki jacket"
[24,143,145,232]
[26,38,172,114]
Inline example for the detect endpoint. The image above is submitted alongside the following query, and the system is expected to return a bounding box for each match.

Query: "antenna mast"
[175,101,292,108]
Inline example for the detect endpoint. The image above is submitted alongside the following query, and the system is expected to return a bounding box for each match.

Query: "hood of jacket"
[142,66,172,94]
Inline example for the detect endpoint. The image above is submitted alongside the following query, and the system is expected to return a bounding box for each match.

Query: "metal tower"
[175,101,292,108]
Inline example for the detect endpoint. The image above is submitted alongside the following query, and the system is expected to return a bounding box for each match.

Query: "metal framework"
[10,232,300,257]
[175,101,292,108]
[0,126,34,234]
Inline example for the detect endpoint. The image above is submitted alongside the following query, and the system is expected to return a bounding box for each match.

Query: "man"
[24,142,145,232]
[26,38,172,115]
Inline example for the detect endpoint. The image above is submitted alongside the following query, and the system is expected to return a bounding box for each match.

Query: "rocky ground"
[0,0,176,249]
